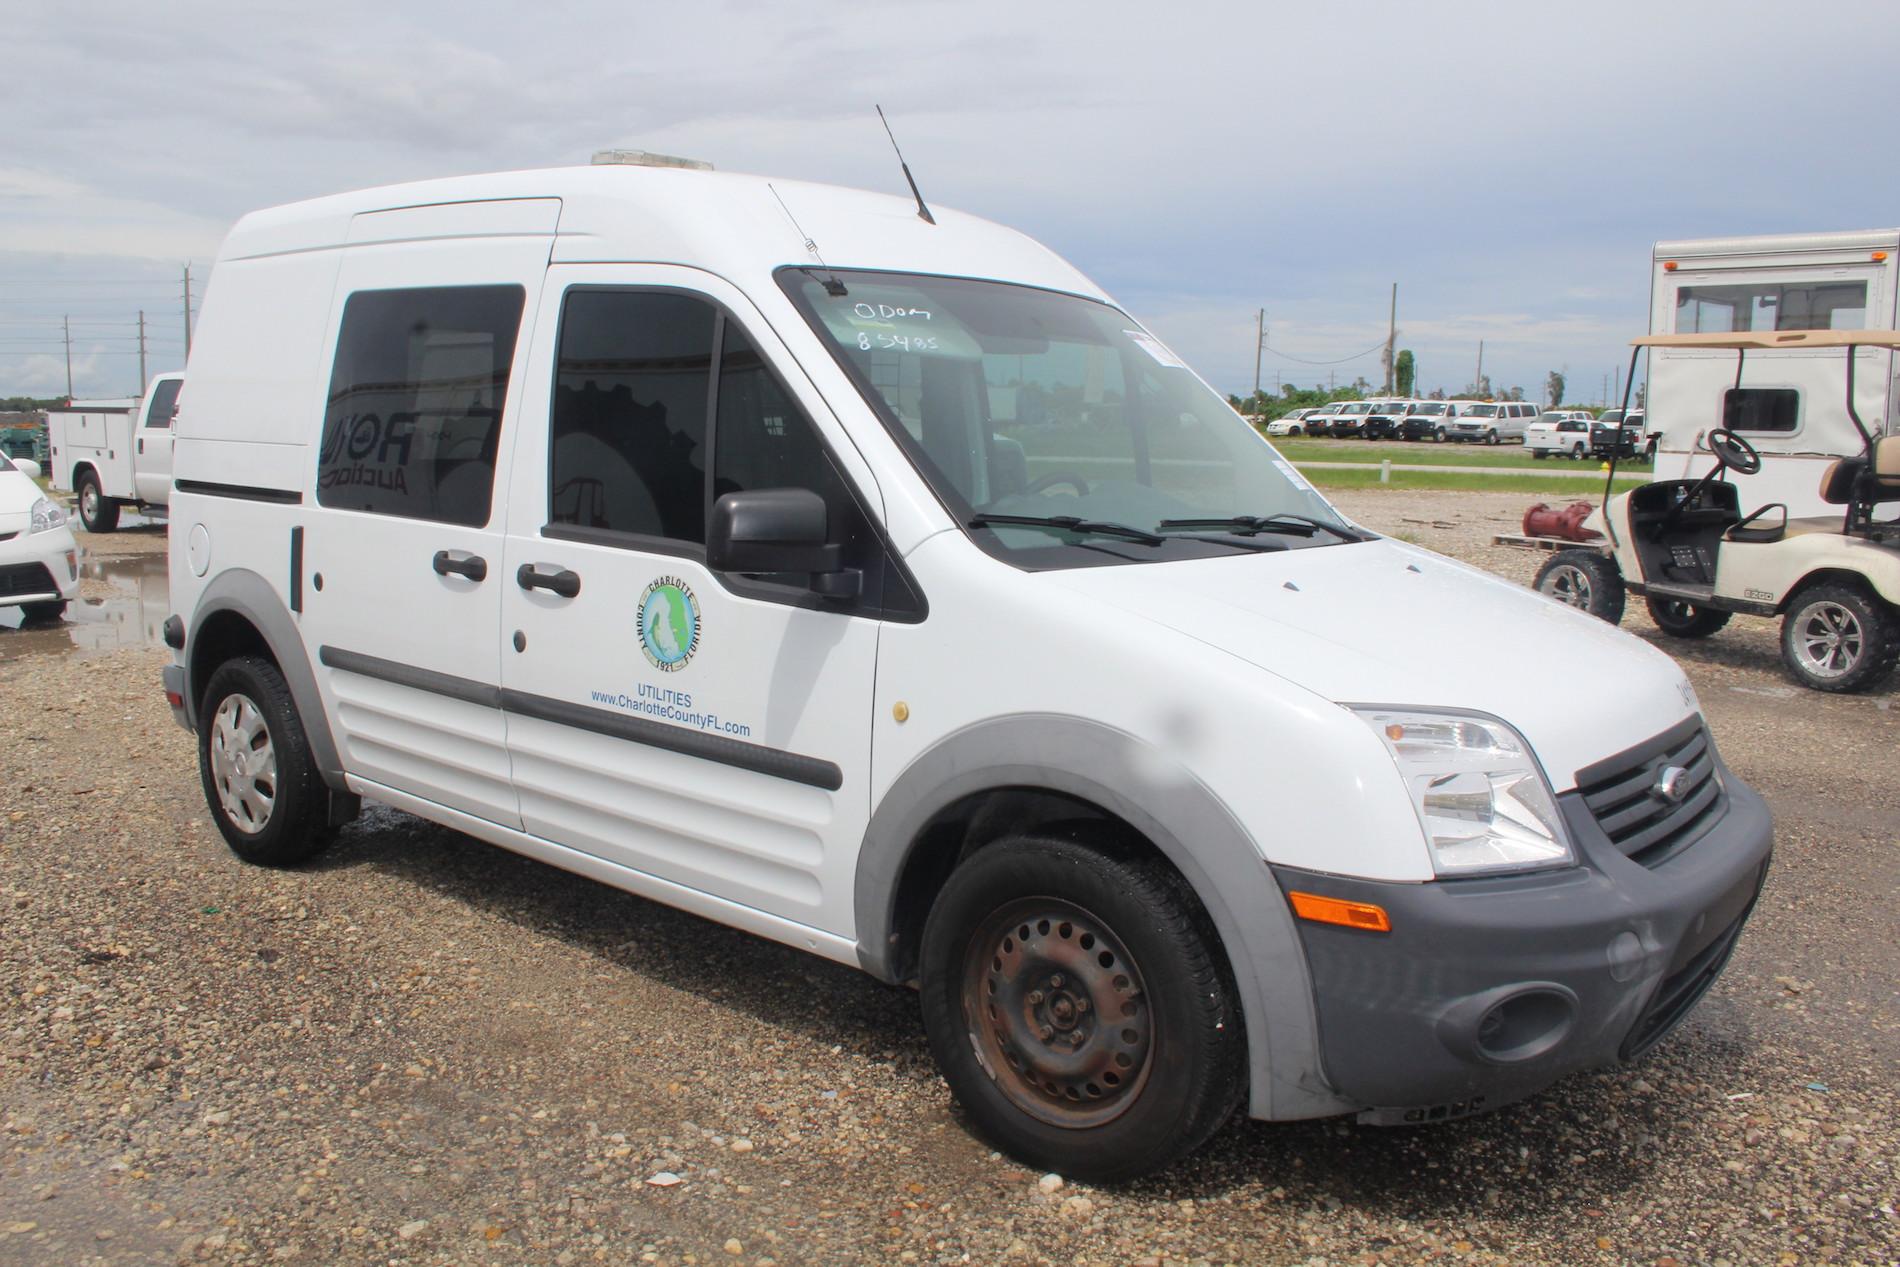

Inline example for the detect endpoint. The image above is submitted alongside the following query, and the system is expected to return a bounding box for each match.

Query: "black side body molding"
[175,479,305,505]
[317,645,842,791]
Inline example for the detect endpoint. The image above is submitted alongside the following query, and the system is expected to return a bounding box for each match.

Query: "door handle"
[432,550,488,582]
[517,563,581,598]
[137,438,144,455]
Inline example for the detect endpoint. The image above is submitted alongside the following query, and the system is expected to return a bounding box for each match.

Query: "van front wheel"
[919,837,1243,1183]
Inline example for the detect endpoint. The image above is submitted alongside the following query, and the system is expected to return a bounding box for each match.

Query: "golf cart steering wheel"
[1022,472,1091,497]
[1707,428,1762,475]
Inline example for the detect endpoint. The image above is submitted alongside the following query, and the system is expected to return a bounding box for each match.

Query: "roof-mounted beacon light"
[590,149,714,171]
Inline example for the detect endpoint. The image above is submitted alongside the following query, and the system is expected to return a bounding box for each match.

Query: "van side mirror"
[14,458,42,481]
[708,488,862,599]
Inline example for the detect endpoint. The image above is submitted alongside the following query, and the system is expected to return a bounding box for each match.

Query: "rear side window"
[549,291,716,543]
[317,285,525,526]
[1724,387,1799,433]
[143,378,182,430]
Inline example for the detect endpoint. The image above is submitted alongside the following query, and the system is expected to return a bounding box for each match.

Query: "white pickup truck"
[47,371,183,532]
[1524,412,1595,459]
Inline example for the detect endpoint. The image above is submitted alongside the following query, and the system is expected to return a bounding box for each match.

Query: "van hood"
[1043,538,1697,791]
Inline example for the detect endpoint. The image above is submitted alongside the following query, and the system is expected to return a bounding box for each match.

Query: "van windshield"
[1458,403,1499,417]
[782,269,1358,566]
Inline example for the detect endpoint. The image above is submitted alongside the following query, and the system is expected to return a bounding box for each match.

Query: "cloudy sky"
[4,0,1897,401]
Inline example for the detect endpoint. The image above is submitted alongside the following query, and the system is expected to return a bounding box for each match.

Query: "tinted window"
[144,378,182,430]
[548,291,715,543]
[1724,387,1799,433]
[317,286,524,526]
[714,321,882,588]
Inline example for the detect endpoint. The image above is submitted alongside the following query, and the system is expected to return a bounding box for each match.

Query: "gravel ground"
[1,502,1895,1267]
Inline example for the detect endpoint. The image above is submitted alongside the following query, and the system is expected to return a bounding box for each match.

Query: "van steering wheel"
[1707,428,1762,475]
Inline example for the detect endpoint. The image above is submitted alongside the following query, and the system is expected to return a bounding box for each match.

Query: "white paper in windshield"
[1272,458,1315,492]
[1123,329,1187,369]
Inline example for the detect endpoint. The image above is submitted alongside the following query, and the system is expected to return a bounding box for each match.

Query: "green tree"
[1545,371,1565,408]
[1395,350,1416,397]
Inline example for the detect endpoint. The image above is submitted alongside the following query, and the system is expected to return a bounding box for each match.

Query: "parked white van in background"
[1447,400,1536,444]
[163,161,1772,1181]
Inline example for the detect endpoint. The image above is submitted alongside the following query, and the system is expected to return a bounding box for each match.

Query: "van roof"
[217,164,1104,301]
[1654,228,1900,260]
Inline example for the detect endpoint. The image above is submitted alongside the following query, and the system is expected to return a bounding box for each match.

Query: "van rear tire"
[198,656,334,866]
[919,836,1244,1183]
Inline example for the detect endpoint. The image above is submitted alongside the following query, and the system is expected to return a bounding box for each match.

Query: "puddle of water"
[0,551,171,661]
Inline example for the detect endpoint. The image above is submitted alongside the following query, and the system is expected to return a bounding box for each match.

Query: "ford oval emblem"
[1651,764,1691,804]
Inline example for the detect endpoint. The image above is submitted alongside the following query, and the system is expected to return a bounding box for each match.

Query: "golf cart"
[1533,330,1900,693]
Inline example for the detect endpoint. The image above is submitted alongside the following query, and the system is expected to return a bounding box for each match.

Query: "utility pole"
[1329,369,1336,394]
[62,316,74,399]
[138,311,148,393]
[1253,308,1265,403]
[1614,364,1623,408]
[1383,283,1398,395]
[182,263,193,360]
[1474,340,1484,395]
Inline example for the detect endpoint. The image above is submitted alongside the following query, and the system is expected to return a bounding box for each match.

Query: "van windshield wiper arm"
[968,513,1165,545]
[1156,514,1367,542]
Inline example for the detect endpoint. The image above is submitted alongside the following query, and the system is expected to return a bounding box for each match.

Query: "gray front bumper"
[1273,760,1772,1123]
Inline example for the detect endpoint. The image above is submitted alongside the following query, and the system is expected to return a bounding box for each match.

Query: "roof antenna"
[877,105,936,226]
[768,183,847,297]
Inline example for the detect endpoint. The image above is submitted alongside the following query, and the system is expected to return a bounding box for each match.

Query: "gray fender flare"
[185,568,346,789]
[854,714,1351,1121]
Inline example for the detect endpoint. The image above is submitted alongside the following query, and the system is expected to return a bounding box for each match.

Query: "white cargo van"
[163,163,1772,1181]
[47,371,185,531]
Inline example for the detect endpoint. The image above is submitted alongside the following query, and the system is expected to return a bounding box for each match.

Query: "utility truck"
[47,371,185,532]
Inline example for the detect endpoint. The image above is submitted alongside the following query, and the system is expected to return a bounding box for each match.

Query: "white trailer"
[1645,230,1900,517]
[46,371,184,532]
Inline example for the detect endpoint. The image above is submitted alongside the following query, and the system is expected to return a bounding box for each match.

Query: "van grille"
[0,562,56,598]
[1576,718,1723,869]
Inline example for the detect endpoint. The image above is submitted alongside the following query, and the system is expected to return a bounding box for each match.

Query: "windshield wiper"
[968,513,1165,545]
[1156,513,1367,542]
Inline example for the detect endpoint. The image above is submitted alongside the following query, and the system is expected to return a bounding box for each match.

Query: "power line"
[1258,337,1390,367]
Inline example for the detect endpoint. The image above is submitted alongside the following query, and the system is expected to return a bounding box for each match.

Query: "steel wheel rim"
[1792,601,1864,679]
[209,692,278,834]
[1542,563,1593,609]
[81,484,97,518]
[961,898,1153,1129]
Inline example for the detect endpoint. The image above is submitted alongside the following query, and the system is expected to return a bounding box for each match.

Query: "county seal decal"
[637,576,701,672]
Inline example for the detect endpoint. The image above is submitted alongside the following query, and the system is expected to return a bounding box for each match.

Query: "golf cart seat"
[1818,436,1900,506]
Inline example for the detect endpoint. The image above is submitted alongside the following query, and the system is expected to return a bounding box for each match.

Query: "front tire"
[198,656,333,865]
[76,471,119,533]
[1646,595,1731,639]
[1779,583,1900,693]
[1533,550,1625,622]
[919,837,1243,1183]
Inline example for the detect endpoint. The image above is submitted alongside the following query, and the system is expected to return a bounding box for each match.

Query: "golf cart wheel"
[1645,596,1731,639]
[1779,583,1900,693]
[1534,550,1625,623]
[919,836,1243,1183]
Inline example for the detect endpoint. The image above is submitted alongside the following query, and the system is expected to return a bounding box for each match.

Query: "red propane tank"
[1522,501,1602,541]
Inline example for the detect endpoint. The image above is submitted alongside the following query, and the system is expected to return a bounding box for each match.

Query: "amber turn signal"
[1288,891,1392,933]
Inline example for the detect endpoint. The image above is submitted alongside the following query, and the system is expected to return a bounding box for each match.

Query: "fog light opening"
[1474,989,1575,1064]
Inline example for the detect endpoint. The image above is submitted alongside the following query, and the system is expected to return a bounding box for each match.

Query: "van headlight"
[29,497,68,535]
[1352,708,1573,877]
